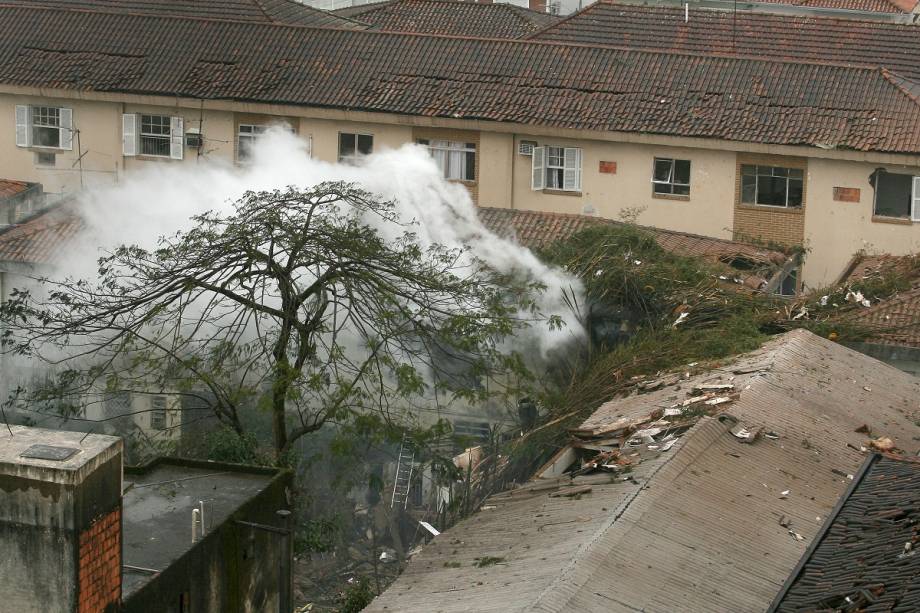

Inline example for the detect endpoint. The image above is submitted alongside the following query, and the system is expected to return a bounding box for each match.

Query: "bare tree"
[1,183,549,462]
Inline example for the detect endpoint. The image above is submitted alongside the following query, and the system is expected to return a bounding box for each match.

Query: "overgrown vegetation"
[336,577,374,613]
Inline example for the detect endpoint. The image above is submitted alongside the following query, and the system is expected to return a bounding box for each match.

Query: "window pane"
[653,159,672,182]
[653,182,672,195]
[789,168,804,179]
[741,164,756,176]
[673,184,690,196]
[674,160,691,184]
[465,150,476,181]
[874,172,912,218]
[357,134,373,155]
[33,126,60,148]
[547,168,564,189]
[772,166,788,177]
[787,179,803,207]
[741,174,757,203]
[757,175,787,206]
[339,133,356,157]
[417,139,429,146]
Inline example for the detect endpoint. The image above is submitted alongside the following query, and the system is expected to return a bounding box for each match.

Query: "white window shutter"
[305,135,313,158]
[59,108,73,151]
[563,148,582,191]
[913,176,920,221]
[122,113,137,156]
[170,116,184,160]
[15,105,31,147]
[531,146,545,191]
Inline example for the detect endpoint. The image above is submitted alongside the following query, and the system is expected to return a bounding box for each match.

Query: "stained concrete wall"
[0,427,122,613]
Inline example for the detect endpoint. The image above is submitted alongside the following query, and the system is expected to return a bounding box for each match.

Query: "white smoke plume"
[63,128,585,357]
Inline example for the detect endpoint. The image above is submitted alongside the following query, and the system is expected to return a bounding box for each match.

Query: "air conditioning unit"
[185,130,203,148]
[518,140,537,156]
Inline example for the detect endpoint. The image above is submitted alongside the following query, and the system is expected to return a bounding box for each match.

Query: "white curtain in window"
[448,146,466,180]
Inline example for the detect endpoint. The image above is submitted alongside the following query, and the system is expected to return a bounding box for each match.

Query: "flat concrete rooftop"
[121,460,277,596]
[0,425,121,484]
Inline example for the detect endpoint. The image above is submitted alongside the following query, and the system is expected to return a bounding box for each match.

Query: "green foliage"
[204,427,265,465]
[295,517,340,554]
[337,577,375,613]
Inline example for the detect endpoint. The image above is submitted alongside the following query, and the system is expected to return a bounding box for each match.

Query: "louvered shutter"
[15,105,30,147]
[563,148,582,192]
[122,113,137,156]
[531,146,545,191]
[169,116,184,160]
[59,108,73,151]
[913,176,920,221]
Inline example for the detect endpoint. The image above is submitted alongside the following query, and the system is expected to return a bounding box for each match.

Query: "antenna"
[685,2,689,22]
[733,0,738,53]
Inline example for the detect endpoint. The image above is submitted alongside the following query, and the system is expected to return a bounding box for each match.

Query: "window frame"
[418,138,476,182]
[338,132,374,163]
[15,105,72,150]
[652,157,691,196]
[139,114,172,158]
[31,106,62,149]
[238,124,268,162]
[740,164,804,209]
[871,169,920,221]
[150,395,168,430]
[531,145,582,192]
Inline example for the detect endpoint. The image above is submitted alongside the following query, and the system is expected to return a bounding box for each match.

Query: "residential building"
[769,453,920,612]
[364,329,920,612]
[0,425,293,613]
[2,3,920,291]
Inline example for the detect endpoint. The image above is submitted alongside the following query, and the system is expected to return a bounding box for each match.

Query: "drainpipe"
[510,133,516,209]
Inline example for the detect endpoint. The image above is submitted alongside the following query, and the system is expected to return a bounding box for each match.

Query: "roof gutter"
[765,453,880,613]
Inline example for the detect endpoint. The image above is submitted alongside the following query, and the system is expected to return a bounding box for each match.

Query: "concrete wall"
[0,427,122,613]
[122,463,292,613]
[4,91,920,288]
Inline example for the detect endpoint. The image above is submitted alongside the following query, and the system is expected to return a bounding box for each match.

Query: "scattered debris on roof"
[365,330,920,612]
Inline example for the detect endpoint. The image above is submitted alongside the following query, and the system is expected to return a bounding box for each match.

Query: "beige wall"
[4,91,920,288]
[803,158,920,288]
[508,134,737,239]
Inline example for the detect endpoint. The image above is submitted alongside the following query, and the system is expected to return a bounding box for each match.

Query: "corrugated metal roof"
[367,330,920,612]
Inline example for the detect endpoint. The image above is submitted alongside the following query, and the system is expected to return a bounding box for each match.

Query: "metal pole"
[276,510,293,613]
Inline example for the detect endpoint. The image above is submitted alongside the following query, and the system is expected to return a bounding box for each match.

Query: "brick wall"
[78,507,122,613]
[411,127,480,204]
[732,154,806,248]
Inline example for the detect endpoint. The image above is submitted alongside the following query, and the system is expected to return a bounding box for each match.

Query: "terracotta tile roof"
[336,0,558,38]
[0,180,32,200]
[770,454,920,612]
[367,331,920,613]
[752,0,917,13]
[0,204,84,265]
[531,3,920,81]
[835,253,920,348]
[3,7,920,153]
[0,0,365,28]
[477,206,792,269]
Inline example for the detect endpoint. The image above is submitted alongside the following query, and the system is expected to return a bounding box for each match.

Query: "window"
[15,105,72,150]
[238,124,267,162]
[338,133,373,163]
[453,419,491,440]
[871,170,920,220]
[775,268,798,297]
[531,146,582,192]
[150,395,167,430]
[418,139,476,181]
[140,115,171,157]
[122,113,183,159]
[652,158,691,196]
[741,165,803,208]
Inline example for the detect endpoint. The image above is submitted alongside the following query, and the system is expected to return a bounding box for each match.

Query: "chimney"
[529,0,547,11]
[0,426,123,613]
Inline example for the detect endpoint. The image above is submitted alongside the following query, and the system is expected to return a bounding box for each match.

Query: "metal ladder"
[390,437,415,509]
